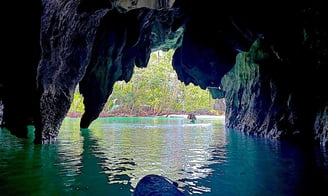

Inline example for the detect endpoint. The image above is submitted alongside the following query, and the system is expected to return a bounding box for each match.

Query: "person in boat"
[187,113,197,123]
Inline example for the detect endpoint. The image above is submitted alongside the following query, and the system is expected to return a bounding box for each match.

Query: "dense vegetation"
[68,50,224,117]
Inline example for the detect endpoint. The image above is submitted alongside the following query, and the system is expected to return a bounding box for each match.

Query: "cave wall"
[116,0,175,10]
[0,1,327,146]
[35,0,182,143]
[35,0,108,143]
[0,1,42,138]
[221,9,328,145]
[78,5,182,129]
[222,39,315,142]
[315,105,328,145]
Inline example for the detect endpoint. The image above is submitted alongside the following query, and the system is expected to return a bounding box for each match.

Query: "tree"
[68,50,220,116]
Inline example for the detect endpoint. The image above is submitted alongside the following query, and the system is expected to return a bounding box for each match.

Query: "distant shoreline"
[66,112,225,119]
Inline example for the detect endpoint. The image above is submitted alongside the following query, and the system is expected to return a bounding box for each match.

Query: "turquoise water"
[0,117,327,195]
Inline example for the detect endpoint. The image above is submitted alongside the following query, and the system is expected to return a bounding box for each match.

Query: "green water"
[0,117,327,195]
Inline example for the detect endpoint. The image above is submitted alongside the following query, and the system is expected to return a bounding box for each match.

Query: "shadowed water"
[0,117,327,195]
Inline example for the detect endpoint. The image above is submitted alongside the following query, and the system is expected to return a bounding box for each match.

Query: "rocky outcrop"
[133,174,184,196]
[35,0,108,143]
[35,0,183,143]
[0,1,327,146]
[221,8,328,145]
[78,6,183,129]
[222,39,307,141]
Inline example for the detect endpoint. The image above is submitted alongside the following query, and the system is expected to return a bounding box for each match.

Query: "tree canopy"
[68,50,223,117]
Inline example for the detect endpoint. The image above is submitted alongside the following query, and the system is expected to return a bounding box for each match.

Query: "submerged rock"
[133,174,184,196]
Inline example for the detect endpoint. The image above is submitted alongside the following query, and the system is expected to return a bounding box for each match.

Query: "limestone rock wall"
[35,0,108,143]
[221,8,328,145]
[78,6,182,129]
[35,0,182,143]
[222,39,300,140]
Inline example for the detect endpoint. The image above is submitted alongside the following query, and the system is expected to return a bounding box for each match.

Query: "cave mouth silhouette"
[68,50,226,118]
[1,2,326,146]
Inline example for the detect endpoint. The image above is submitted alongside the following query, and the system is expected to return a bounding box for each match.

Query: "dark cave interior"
[0,0,327,146]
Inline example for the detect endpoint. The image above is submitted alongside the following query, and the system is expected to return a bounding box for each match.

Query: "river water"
[0,116,327,195]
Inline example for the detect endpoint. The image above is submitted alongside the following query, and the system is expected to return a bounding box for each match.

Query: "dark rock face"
[133,174,184,196]
[315,105,328,145]
[35,0,108,143]
[221,9,328,145]
[79,6,182,129]
[35,0,182,143]
[0,1,327,146]
[222,39,313,141]
[0,1,42,138]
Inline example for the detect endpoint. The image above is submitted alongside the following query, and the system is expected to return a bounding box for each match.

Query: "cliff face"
[222,38,328,145]
[0,1,327,145]
[221,9,328,145]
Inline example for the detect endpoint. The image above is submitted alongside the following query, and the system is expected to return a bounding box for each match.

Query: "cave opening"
[0,1,326,146]
[0,2,328,193]
[68,49,226,119]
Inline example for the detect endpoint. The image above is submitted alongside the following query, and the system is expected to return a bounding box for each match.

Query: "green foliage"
[109,50,216,115]
[69,50,217,116]
[68,91,84,114]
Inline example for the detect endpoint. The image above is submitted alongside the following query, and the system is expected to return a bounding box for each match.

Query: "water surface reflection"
[87,117,227,194]
[1,117,327,195]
